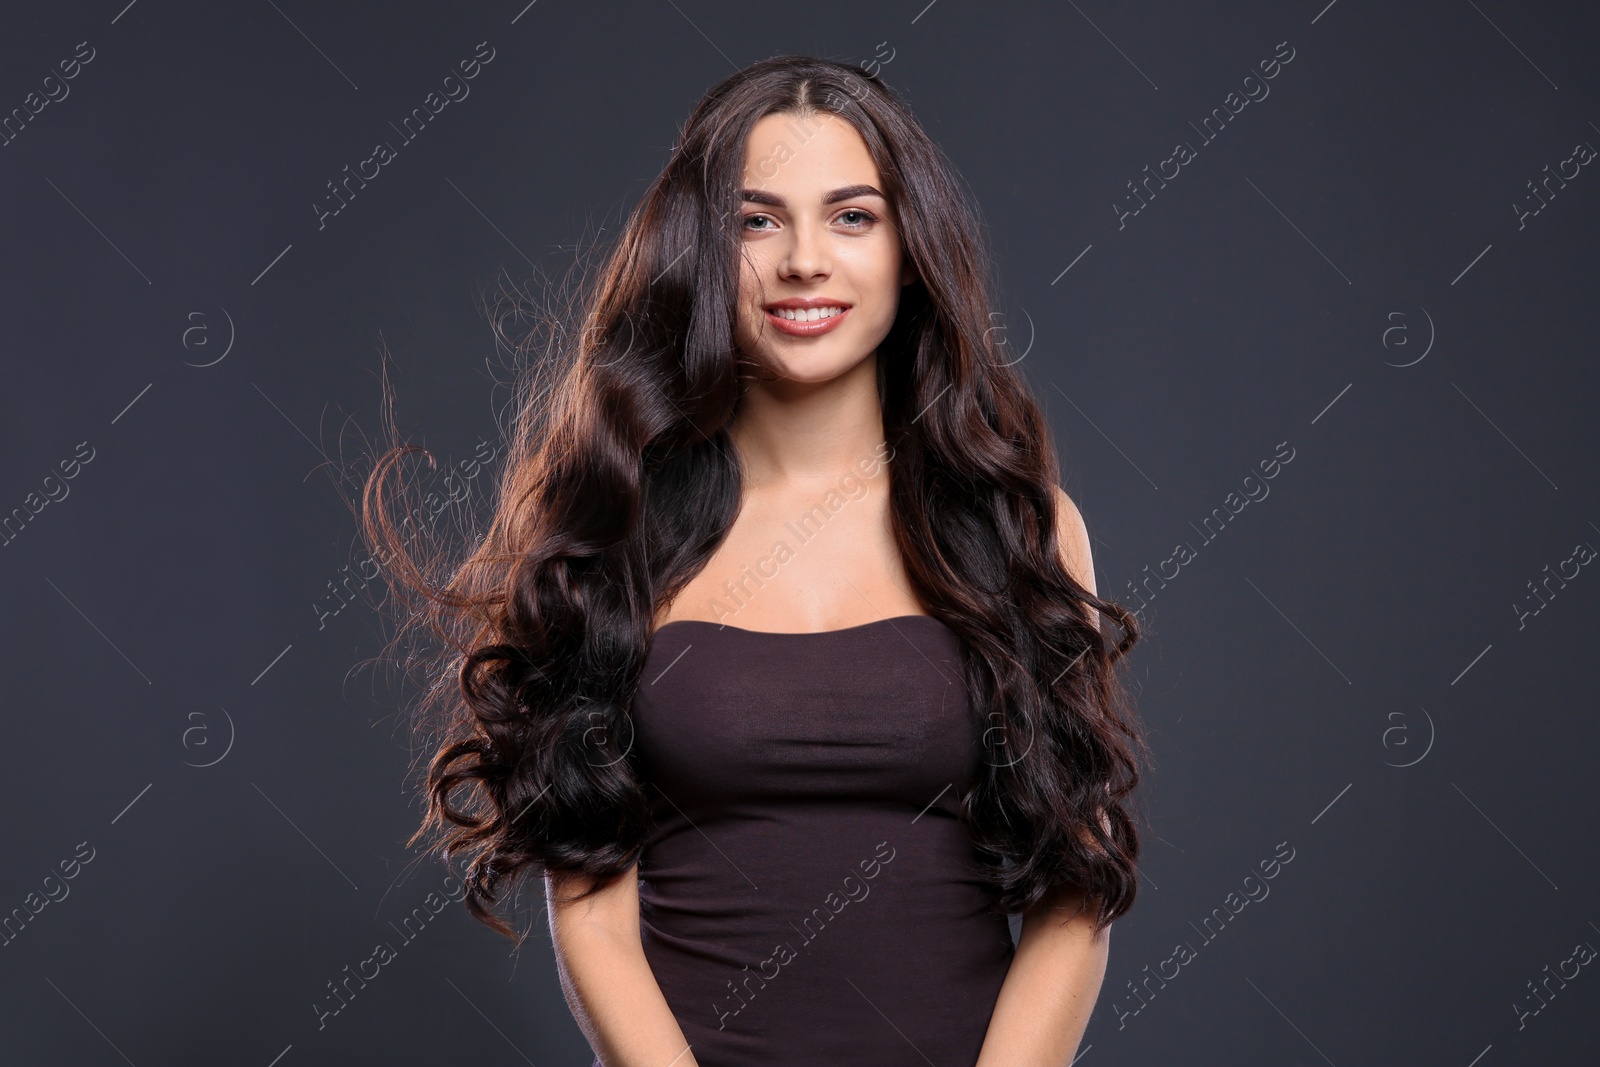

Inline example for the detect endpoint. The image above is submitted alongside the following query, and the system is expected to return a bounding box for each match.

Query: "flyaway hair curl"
[358,54,1150,943]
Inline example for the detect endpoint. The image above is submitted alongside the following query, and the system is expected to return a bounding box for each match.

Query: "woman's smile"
[763,298,853,336]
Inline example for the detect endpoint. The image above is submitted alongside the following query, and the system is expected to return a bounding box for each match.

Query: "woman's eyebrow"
[739,184,887,207]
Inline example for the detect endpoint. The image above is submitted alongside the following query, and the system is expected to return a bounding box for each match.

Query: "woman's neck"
[729,354,887,490]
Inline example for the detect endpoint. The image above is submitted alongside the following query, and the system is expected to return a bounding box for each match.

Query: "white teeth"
[772,306,845,321]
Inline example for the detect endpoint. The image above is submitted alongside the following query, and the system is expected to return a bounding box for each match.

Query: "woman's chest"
[631,622,980,807]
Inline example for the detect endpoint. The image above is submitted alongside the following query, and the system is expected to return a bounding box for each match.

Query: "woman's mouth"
[763,304,851,337]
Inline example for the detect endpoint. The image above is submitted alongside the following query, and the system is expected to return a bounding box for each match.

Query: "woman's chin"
[741,343,877,386]
[753,361,855,387]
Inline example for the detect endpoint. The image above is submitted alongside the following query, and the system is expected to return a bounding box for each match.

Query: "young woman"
[362,54,1149,1067]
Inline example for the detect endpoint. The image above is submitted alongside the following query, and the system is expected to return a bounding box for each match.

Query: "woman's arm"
[974,889,1111,1066]
[546,864,699,1067]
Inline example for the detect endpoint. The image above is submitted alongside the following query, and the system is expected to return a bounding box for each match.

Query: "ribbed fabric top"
[628,614,1014,1067]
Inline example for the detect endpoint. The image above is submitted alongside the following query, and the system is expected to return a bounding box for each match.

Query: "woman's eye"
[740,210,878,232]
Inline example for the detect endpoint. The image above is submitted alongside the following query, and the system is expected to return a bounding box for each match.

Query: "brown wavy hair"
[357,53,1150,943]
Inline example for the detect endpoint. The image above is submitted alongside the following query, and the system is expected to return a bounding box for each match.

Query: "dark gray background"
[3,1,1597,1064]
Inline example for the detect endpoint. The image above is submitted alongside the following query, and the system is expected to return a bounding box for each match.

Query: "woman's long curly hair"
[359,54,1151,943]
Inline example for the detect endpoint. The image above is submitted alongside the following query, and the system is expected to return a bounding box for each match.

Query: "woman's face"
[732,110,915,384]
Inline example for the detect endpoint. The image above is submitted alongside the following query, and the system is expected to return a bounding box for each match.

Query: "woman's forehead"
[740,112,883,198]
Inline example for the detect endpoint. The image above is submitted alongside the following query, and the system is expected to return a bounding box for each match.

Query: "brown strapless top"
[627,614,1015,1067]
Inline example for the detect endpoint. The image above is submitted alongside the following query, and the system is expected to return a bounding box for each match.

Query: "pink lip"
[764,305,851,337]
